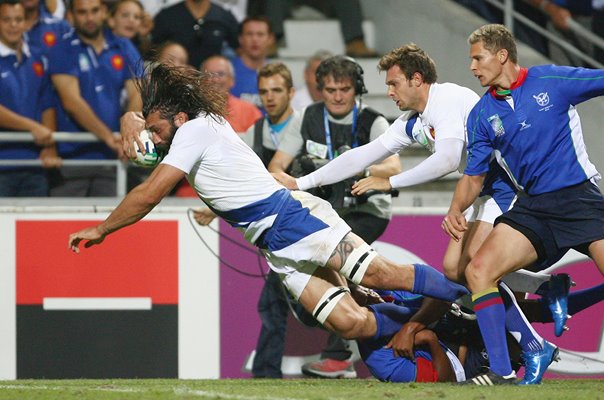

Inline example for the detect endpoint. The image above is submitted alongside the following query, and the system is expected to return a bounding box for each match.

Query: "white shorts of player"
[263,190,351,300]
[465,195,506,225]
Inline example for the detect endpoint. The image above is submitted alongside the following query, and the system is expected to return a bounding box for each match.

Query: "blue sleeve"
[464,102,493,176]
[538,65,604,105]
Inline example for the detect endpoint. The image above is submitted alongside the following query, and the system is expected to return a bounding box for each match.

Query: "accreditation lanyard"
[268,114,293,148]
[323,104,358,160]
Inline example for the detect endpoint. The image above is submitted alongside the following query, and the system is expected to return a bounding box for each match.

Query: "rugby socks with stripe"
[539,281,604,321]
[367,302,415,339]
[499,282,544,352]
[412,264,469,301]
[472,287,513,376]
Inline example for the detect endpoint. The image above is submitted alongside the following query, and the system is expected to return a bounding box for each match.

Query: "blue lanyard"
[268,114,293,148]
[323,104,358,160]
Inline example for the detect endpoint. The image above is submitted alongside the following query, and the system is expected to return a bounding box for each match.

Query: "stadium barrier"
[0,200,602,380]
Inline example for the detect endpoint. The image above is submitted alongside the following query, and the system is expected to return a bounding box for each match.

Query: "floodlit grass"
[1,379,604,400]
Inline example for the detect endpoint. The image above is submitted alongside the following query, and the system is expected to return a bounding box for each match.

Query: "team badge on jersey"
[42,32,57,47]
[32,61,44,77]
[111,55,124,71]
[533,92,549,107]
[487,114,505,137]
[78,53,90,72]
[411,122,436,152]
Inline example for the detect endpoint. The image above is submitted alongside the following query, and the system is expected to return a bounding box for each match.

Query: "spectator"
[0,0,60,196]
[21,0,72,54]
[107,0,153,56]
[260,0,377,58]
[205,55,262,133]
[155,40,188,66]
[230,15,274,109]
[48,0,142,196]
[526,0,594,66]
[291,49,332,111]
[151,0,238,69]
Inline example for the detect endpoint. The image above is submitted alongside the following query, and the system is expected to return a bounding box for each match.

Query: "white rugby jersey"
[379,82,480,173]
[161,115,285,244]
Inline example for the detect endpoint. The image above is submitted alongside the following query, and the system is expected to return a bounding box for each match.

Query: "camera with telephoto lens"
[291,145,373,209]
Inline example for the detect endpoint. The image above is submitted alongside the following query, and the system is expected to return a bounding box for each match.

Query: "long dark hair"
[138,63,227,122]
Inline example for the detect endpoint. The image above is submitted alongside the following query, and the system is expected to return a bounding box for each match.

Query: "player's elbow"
[442,154,461,174]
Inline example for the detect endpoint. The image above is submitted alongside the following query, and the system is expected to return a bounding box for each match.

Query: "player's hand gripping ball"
[133,129,161,168]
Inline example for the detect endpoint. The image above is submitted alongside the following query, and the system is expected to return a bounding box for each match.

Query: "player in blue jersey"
[443,23,604,385]
[358,282,604,384]
[67,63,472,351]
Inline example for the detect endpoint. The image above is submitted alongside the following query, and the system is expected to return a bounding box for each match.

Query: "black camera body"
[291,151,369,209]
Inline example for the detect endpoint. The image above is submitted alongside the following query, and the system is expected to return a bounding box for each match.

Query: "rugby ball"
[132,129,161,168]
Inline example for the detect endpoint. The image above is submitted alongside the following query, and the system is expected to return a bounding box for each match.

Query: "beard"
[156,120,178,152]
[76,25,103,40]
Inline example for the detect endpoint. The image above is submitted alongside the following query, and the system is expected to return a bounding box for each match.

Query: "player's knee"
[465,255,491,285]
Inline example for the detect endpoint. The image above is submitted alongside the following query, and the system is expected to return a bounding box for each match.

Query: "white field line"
[0,384,303,400]
[174,388,302,400]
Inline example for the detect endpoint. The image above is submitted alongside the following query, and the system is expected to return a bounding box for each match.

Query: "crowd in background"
[3,0,604,198]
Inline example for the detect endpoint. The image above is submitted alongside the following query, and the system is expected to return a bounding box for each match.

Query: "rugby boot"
[544,274,572,337]
[518,340,560,385]
[458,370,517,385]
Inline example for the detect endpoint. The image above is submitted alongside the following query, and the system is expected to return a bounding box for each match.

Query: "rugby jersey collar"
[489,67,528,99]
[0,40,31,59]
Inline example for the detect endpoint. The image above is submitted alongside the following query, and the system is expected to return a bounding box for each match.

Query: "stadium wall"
[0,202,602,379]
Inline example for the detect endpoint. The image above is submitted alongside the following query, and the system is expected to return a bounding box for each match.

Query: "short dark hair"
[468,24,518,63]
[0,0,21,7]
[378,43,437,84]
[138,63,227,122]
[239,15,272,35]
[257,62,293,89]
[315,55,366,94]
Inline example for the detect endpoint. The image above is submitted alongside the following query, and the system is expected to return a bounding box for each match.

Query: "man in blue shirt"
[48,0,141,196]
[0,0,58,196]
[230,16,274,110]
[443,23,604,385]
[22,0,71,54]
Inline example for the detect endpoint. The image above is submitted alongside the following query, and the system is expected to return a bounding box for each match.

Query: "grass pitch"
[1,379,604,400]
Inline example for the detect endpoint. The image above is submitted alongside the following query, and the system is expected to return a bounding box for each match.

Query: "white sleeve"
[296,139,395,190]
[161,122,210,174]
[388,137,464,189]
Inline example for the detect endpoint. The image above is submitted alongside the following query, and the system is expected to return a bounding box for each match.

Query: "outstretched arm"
[389,137,464,188]
[386,298,450,359]
[295,139,395,190]
[68,164,185,252]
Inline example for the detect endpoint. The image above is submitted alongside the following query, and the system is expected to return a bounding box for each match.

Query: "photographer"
[268,55,400,378]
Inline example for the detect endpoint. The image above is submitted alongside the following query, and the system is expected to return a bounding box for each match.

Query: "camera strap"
[323,104,358,160]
